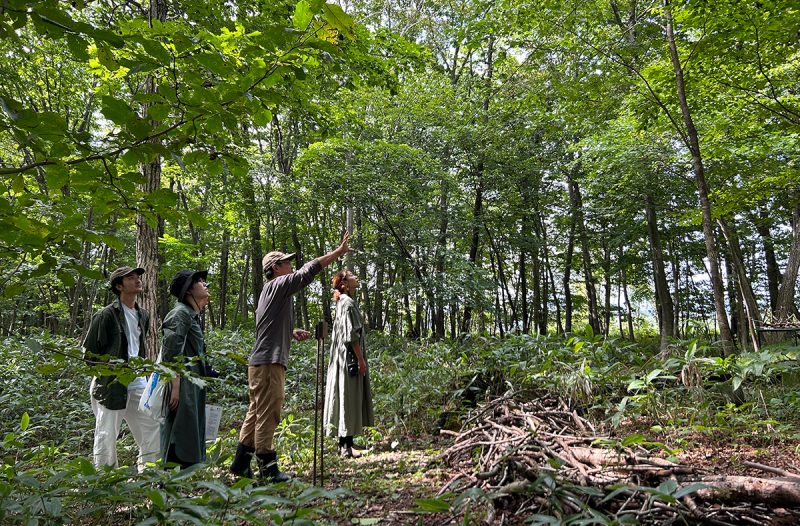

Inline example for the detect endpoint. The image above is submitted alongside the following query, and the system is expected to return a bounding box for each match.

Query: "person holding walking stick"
[229,233,351,483]
[324,269,374,458]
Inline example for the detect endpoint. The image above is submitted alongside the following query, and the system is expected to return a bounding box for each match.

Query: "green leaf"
[293,0,314,29]
[322,3,354,38]
[35,363,61,375]
[66,34,90,61]
[621,434,646,447]
[20,412,29,432]
[645,369,663,383]
[140,38,172,65]
[412,497,450,513]
[147,103,171,121]
[57,270,76,287]
[101,96,137,125]
[97,42,119,71]
[3,283,26,298]
[148,488,166,509]
[252,109,273,127]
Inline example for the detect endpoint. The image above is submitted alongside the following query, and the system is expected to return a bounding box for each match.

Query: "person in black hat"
[230,233,351,483]
[159,269,211,468]
[83,266,160,472]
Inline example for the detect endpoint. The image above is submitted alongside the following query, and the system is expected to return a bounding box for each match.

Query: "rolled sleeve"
[346,302,363,344]
[283,259,323,296]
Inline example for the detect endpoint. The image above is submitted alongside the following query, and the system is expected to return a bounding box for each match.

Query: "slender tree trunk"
[618,269,625,339]
[622,269,635,342]
[665,0,734,354]
[489,251,505,337]
[645,193,675,350]
[242,179,263,313]
[564,211,576,334]
[753,208,781,311]
[234,251,250,324]
[567,170,600,334]
[461,36,494,336]
[433,163,449,339]
[672,244,681,338]
[371,233,388,331]
[519,245,529,334]
[355,209,370,327]
[538,212,556,335]
[218,229,230,329]
[403,287,417,338]
[602,238,611,337]
[718,218,761,349]
[775,199,800,321]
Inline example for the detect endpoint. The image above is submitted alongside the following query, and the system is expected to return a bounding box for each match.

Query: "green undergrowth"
[2,329,800,524]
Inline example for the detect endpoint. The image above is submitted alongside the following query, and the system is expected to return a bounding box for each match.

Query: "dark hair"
[111,280,122,297]
[265,267,274,280]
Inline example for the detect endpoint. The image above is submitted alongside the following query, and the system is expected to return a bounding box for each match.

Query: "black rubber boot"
[229,442,255,478]
[256,451,290,483]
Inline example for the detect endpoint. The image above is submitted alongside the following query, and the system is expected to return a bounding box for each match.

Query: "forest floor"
[307,426,800,525]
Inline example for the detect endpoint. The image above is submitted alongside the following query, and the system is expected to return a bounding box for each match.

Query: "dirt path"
[317,436,453,525]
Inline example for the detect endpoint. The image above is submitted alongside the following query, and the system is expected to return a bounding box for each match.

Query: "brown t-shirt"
[249,258,322,367]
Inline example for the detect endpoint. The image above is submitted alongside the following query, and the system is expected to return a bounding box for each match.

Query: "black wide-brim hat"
[169,269,208,300]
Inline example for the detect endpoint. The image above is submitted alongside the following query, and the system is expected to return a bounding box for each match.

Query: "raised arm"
[316,231,351,269]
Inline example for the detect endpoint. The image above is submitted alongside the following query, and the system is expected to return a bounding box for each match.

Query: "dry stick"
[742,461,800,479]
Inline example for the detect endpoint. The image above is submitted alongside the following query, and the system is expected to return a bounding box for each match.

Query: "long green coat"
[160,302,206,465]
[323,294,374,437]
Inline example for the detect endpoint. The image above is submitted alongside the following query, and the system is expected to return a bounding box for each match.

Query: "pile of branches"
[438,393,800,525]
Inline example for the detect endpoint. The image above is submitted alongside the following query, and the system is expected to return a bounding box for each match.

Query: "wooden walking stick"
[313,320,328,486]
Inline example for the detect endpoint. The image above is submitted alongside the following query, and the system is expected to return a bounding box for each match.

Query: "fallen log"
[692,475,800,507]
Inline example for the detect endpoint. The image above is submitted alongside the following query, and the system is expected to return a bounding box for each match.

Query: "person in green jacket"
[160,269,210,468]
[84,266,160,472]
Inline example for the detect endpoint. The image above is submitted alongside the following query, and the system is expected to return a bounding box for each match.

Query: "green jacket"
[160,302,206,464]
[83,299,150,410]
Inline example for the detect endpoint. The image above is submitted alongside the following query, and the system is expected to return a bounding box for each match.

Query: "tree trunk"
[290,222,309,329]
[620,248,635,342]
[753,207,781,311]
[136,0,168,360]
[461,36,494,336]
[602,238,611,337]
[519,243,529,334]
[718,217,761,349]
[665,0,734,354]
[672,243,681,338]
[371,233,388,330]
[489,251,505,337]
[433,163,449,339]
[645,193,675,350]
[567,170,600,334]
[564,210,576,334]
[218,229,230,329]
[775,199,800,322]
[243,179,263,313]
[538,212,557,335]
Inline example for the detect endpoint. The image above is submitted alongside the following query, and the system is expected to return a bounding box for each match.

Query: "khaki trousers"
[239,364,285,453]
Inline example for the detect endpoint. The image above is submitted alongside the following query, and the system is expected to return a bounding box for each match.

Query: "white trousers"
[90,379,161,472]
